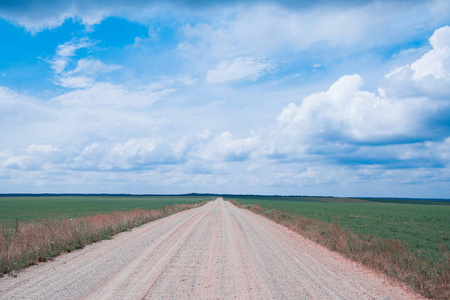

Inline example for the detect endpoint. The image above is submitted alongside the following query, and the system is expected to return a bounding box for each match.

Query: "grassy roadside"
[227,198,449,299]
[0,199,211,277]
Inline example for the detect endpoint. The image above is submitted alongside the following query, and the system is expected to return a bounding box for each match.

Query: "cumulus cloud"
[381,26,450,99]
[96,138,182,170]
[275,74,433,145]
[198,132,259,162]
[0,137,186,173]
[0,145,61,170]
[412,26,450,80]
[0,77,179,175]
[0,74,254,176]
[206,57,274,84]
[266,26,450,169]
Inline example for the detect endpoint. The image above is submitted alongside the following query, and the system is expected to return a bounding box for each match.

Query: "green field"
[225,196,450,261]
[0,195,215,227]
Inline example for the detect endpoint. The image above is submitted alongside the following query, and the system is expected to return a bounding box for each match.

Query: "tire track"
[236,205,380,298]
[87,202,216,300]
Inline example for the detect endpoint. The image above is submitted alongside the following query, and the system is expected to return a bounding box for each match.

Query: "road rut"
[0,198,421,299]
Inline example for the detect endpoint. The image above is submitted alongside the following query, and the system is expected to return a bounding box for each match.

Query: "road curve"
[0,198,421,299]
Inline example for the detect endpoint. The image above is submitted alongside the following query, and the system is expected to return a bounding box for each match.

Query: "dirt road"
[0,198,420,299]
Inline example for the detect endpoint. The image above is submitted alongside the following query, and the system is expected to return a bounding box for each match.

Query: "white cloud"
[57,58,121,88]
[0,87,55,145]
[50,38,92,74]
[0,86,29,104]
[0,78,179,174]
[179,1,449,62]
[0,144,62,170]
[58,76,94,89]
[70,58,121,76]
[53,82,174,108]
[274,74,428,147]
[436,137,450,163]
[381,26,450,100]
[269,26,450,158]
[0,1,109,33]
[49,39,122,89]
[101,138,181,170]
[148,27,160,41]
[198,132,259,162]
[206,57,274,84]
[51,58,71,75]
[180,5,370,61]
[411,26,450,80]
[27,144,59,154]
[176,74,197,86]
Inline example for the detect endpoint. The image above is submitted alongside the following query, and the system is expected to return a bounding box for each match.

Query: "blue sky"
[1,0,450,197]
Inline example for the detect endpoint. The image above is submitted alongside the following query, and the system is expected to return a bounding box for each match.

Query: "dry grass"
[231,201,449,299]
[0,201,207,276]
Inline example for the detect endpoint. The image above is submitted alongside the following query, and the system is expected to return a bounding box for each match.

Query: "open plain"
[0,198,421,299]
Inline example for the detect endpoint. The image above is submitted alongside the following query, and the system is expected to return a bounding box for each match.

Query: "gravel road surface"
[0,197,421,299]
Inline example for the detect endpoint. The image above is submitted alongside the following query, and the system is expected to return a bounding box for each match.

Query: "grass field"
[0,195,214,276]
[0,195,215,227]
[225,196,450,298]
[225,196,450,261]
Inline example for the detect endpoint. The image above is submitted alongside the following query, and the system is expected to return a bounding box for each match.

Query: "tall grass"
[0,201,207,276]
[231,201,449,299]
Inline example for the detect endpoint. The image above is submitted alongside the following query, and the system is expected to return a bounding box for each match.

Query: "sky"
[0,0,450,198]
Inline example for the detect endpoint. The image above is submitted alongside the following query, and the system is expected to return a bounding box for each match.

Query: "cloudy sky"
[1,0,450,197]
